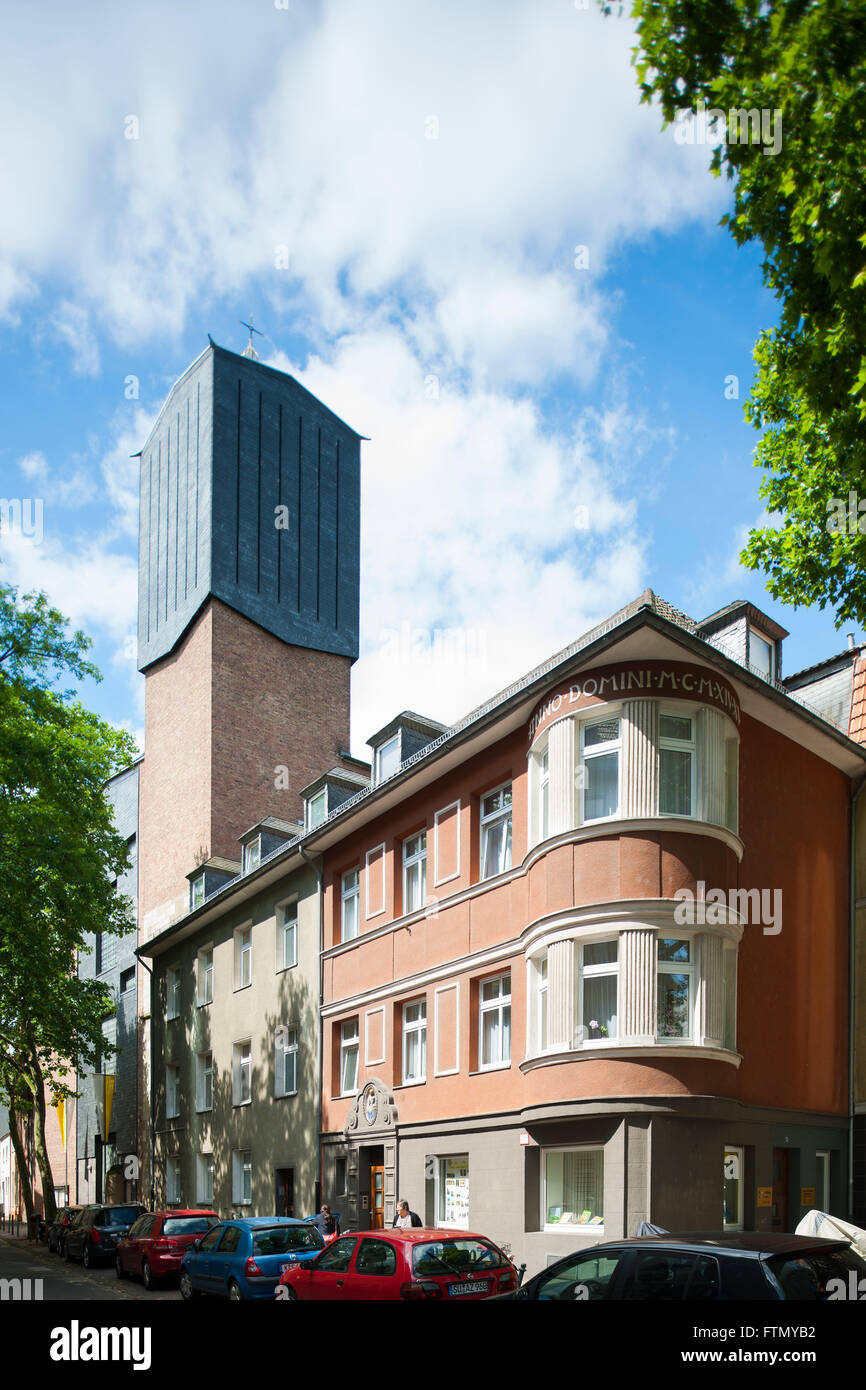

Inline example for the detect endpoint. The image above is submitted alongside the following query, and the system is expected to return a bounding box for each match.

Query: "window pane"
[659,748,692,815]
[658,972,690,1037]
[536,1253,620,1301]
[584,976,617,1039]
[659,938,690,962]
[544,1150,603,1227]
[584,941,617,967]
[584,751,618,820]
[659,714,692,741]
[584,718,619,748]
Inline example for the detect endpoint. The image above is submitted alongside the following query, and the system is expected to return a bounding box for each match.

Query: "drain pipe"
[850,776,866,1220]
[137,956,156,1210]
[299,845,324,1211]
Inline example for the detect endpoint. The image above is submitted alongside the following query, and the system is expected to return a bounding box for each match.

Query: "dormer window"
[307,790,327,829]
[749,631,774,682]
[243,837,261,874]
[376,735,400,783]
[190,874,206,910]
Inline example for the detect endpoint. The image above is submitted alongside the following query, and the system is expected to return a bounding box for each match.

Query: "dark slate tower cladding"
[137,341,360,672]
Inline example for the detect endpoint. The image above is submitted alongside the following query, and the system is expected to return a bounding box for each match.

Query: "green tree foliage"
[0,584,136,1220]
[617,0,866,624]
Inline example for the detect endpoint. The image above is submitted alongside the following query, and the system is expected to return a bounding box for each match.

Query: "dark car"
[64,1203,146,1269]
[493,1232,866,1301]
[47,1206,82,1256]
[116,1209,220,1289]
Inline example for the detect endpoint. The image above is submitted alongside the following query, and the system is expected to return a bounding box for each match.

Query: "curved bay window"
[529,698,739,847]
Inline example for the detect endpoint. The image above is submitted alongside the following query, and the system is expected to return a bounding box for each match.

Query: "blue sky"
[0,0,856,759]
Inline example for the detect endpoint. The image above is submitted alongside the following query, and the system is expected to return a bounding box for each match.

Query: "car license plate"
[448,1280,488,1297]
[280,1262,294,1273]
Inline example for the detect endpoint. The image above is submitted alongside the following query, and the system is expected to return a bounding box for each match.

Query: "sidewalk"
[0,1218,42,1244]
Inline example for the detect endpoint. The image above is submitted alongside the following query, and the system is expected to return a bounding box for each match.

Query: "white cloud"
[0,527,137,643]
[18,451,48,480]
[51,302,100,376]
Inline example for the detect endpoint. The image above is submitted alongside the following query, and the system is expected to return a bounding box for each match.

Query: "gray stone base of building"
[324,1097,848,1271]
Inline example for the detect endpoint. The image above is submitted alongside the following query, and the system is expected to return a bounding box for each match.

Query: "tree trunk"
[29,1059,57,1225]
[7,1101,34,1228]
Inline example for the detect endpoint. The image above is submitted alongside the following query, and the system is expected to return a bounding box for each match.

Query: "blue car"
[179,1217,325,1301]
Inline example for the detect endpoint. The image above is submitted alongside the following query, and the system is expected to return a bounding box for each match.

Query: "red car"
[116,1209,220,1289]
[276,1228,518,1301]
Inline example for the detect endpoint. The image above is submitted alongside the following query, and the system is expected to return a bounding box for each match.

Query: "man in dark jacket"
[393,1199,423,1228]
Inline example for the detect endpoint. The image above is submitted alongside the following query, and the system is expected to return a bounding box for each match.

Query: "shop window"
[436,1155,469,1228]
[543,1148,604,1230]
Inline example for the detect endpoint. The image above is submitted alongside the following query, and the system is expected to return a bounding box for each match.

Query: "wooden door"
[369,1166,385,1229]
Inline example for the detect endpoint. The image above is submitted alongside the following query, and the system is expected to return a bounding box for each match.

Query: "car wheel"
[116,1255,128,1280]
[228,1279,243,1302]
[82,1243,93,1269]
[179,1270,198,1301]
[142,1260,156,1291]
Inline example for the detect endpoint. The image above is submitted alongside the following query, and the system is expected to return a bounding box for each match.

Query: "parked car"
[276,1228,519,1301]
[47,1206,82,1256]
[180,1217,326,1301]
[491,1232,866,1301]
[116,1209,220,1289]
[64,1203,146,1269]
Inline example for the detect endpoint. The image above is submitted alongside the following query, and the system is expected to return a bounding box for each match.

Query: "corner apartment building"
[311,594,865,1268]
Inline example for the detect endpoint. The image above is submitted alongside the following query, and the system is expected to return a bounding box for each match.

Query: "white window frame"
[401,999,427,1085]
[197,945,214,1007]
[480,782,513,880]
[275,1025,298,1098]
[243,837,261,874]
[479,972,511,1069]
[579,711,622,825]
[278,900,298,971]
[234,924,252,991]
[166,1156,181,1206]
[196,1051,213,1112]
[166,1064,180,1119]
[541,1144,605,1233]
[341,868,360,942]
[197,1153,214,1206]
[434,1154,470,1230]
[537,954,549,1053]
[375,734,400,783]
[232,1150,252,1206]
[657,936,695,1041]
[749,630,774,681]
[166,967,181,1021]
[658,708,696,818]
[232,1039,252,1106]
[190,874,205,910]
[577,940,619,1046]
[306,789,327,829]
[402,831,427,915]
[340,1018,359,1096]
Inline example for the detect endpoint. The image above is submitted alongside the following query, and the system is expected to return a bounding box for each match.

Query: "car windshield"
[766,1247,866,1300]
[163,1217,219,1236]
[252,1225,324,1255]
[413,1239,505,1277]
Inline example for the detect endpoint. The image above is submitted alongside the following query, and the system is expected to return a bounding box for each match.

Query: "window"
[232,1150,252,1206]
[533,1250,622,1301]
[376,735,400,783]
[356,1237,398,1276]
[580,716,621,822]
[96,931,117,975]
[620,1250,721,1301]
[99,1018,116,1074]
[480,783,513,879]
[243,837,261,874]
[437,1155,469,1227]
[120,966,135,995]
[543,1148,604,1229]
[197,947,213,1006]
[479,973,511,1068]
[190,874,205,910]
[340,1019,359,1095]
[234,925,252,990]
[657,938,694,1039]
[275,1026,298,1098]
[279,902,298,970]
[166,1156,181,1206]
[538,747,550,840]
[232,1040,252,1106]
[537,955,548,1051]
[750,631,774,681]
[341,869,360,942]
[197,1153,214,1205]
[578,941,618,1043]
[196,1052,213,1112]
[402,1000,427,1084]
[723,1146,744,1230]
[658,712,695,817]
[307,790,326,829]
[816,1151,831,1211]
[403,831,427,914]
[166,1065,180,1119]
[166,967,181,1020]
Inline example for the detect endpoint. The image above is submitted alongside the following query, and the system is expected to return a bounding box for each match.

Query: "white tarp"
[794,1209,866,1258]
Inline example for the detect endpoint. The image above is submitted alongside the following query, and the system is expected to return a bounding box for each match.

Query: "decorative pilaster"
[622,700,658,818]
[548,716,575,836]
[698,707,726,825]
[547,938,575,1050]
[619,928,656,1045]
[700,932,724,1046]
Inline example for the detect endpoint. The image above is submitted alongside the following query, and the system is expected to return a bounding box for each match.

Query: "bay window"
[659,712,694,816]
[657,938,693,1039]
[580,716,621,822]
[577,941,618,1043]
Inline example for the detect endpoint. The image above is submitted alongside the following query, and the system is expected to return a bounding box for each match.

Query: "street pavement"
[0,1232,180,1301]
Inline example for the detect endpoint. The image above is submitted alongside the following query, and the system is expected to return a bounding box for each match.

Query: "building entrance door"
[275,1168,295,1218]
[772,1149,788,1232]
[369,1166,385,1229]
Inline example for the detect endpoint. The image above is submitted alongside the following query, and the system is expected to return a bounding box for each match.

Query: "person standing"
[393,1200,422,1228]
[309,1203,341,1242]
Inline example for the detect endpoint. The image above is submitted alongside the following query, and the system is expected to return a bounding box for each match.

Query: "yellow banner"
[53,1098,66,1152]
[93,1074,116,1140]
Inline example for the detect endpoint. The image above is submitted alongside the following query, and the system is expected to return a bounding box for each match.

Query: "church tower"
[136,339,362,938]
